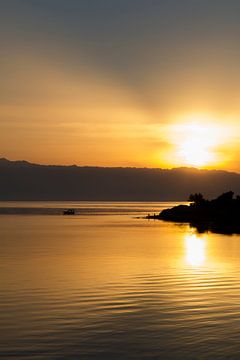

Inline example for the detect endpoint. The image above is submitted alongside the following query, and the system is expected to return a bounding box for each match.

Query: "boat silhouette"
[63,209,75,215]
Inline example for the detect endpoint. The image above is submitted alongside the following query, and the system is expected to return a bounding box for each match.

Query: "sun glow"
[170,119,229,168]
[179,138,214,167]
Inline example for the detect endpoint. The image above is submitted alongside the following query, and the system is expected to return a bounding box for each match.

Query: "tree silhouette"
[188,193,204,205]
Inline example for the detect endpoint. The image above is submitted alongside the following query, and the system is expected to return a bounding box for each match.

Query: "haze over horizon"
[1,1,240,171]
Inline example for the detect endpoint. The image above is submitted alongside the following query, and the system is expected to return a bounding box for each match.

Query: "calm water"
[1,202,240,359]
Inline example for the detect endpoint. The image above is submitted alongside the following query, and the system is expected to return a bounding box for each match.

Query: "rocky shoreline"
[147,191,240,234]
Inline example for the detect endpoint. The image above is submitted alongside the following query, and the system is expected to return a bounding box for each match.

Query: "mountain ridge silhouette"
[1,158,240,201]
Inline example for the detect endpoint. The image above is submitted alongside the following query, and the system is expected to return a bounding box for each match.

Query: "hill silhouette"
[1,158,240,201]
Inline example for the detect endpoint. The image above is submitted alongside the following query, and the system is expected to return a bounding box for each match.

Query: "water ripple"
[1,207,240,359]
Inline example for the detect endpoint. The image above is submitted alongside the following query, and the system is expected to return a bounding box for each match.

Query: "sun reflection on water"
[185,233,206,266]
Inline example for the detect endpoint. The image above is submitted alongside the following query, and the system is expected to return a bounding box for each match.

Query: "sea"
[1,201,240,359]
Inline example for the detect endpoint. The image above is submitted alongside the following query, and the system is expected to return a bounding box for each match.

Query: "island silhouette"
[147,191,240,234]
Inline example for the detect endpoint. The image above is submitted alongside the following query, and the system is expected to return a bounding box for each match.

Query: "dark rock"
[147,191,240,234]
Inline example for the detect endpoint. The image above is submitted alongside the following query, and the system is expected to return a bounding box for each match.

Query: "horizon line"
[1,156,239,175]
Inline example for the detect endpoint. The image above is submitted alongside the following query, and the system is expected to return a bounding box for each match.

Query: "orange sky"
[1,1,240,171]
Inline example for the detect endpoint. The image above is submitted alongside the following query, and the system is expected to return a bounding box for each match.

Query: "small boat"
[63,209,75,215]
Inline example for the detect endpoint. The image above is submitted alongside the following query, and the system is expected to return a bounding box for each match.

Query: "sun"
[160,116,231,169]
[173,122,222,168]
[179,138,214,167]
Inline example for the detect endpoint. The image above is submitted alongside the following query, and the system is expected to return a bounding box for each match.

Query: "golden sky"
[1,1,240,171]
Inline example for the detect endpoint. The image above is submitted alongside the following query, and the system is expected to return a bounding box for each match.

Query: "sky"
[1,0,240,171]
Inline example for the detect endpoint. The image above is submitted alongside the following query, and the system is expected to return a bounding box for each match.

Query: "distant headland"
[147,191,240,234]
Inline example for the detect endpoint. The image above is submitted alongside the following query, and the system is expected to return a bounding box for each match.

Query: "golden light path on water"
[185,233,206,267]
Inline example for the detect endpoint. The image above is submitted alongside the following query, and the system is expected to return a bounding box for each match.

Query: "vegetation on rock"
[147,191,240,234]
